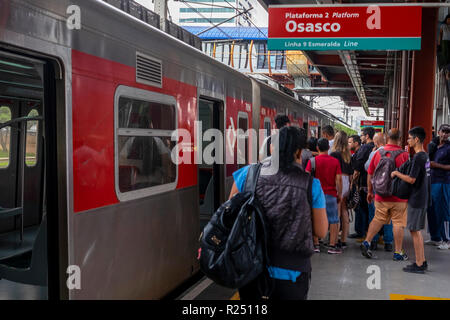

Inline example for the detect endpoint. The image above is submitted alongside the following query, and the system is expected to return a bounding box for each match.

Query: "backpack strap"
[307,174,313,212]
[243,163,262,194]
[378,149,388,158]
[389,150,406,161]
[310,158,316,177]
[379,149,406,166]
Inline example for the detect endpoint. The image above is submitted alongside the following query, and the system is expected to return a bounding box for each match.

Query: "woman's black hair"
[444,13,450,23]
[307,137,318,152]
[276,126,307,172]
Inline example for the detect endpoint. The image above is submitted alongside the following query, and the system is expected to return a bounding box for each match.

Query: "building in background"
[135,0,267,27]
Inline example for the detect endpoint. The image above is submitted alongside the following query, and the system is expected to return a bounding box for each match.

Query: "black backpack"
[372,149,405,197]
[391,159,413,199]
[198,164,271,293]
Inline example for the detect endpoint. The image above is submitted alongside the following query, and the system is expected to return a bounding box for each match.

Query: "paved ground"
[308,229,450,300]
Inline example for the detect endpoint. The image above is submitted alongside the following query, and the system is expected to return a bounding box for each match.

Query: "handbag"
[346,183,360,210]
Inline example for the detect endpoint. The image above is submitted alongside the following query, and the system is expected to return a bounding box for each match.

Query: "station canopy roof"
[182,26,268,40]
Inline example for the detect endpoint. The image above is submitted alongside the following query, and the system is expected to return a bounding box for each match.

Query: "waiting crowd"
[227,115,450,300]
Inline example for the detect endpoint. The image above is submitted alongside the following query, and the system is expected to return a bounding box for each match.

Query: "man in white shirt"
[321,125,335,155]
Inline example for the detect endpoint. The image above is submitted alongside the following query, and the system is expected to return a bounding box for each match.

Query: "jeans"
[354,190,369,236]
[428,183,450,242]
[325,195,339,224]
[368,201,393,244]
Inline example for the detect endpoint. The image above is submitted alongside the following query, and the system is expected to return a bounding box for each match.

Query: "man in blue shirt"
[427,124,450,249]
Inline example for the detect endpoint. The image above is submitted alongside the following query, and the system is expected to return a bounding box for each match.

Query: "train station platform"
[178,221,450,300]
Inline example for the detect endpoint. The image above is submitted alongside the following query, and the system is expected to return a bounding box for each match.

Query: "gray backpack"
[371,149,406,197]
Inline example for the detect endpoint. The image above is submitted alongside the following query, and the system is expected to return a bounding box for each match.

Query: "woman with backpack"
[229,127,328,300]
[330,131,353,249]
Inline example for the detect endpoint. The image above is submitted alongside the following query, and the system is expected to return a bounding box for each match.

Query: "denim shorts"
[325,195,339,224]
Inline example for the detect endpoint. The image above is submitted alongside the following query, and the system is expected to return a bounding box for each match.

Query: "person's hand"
[391,170,398,179]
[367,193,374,204]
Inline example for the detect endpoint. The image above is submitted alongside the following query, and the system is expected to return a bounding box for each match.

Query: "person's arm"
[367,174,374,203]
[391,171,416,184]
[228,182,239,199]
[312,208,328,239]
[335,174,342,202]
[430,162,450,170]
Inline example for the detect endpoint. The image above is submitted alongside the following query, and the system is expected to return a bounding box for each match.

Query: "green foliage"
[0,106,11,123]
[334,122,357,136]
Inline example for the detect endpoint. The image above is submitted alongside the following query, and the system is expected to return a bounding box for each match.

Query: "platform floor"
[308,231,450,300]
[181,224,450,300]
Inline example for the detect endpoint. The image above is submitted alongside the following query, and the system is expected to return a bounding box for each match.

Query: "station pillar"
[408,8,438,149]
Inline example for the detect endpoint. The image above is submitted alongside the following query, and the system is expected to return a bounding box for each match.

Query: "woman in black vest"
[229,127,328,300]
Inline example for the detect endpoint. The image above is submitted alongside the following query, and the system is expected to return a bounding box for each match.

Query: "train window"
[237,112,248,167]
[0,106,11,169]
[26,109,39,167]
[115,86,177,201]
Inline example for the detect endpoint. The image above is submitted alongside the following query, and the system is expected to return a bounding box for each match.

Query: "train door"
[198,98,224,230]
[303,121,309,138]
[0,49,62,299]
[0,100,43,233]
[262,117,271,158]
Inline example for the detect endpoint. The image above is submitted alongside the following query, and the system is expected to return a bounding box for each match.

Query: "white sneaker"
[425,240,442,246]
[437,242,450,250]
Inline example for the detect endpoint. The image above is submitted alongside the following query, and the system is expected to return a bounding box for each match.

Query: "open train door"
[0,49,67,299]
[197,98,225,231]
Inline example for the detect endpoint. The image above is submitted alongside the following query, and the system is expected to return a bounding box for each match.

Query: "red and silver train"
[0,0,343,299]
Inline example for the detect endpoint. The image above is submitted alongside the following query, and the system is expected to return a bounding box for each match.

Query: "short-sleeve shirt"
[408,152,431,209]
[306,154,342,198]
[232,165,326,209]
[441,24,450,41]
[368,144,409,202]
[431,142,450,184]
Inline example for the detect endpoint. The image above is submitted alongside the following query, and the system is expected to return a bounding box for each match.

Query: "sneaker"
[403,263,425,274]
[384,243,393,252]
[348,233,363,239]
[338,241,347,249]
[393,250,408,261]
[408,261,428,271]
[314,245,320,253]
[370,241,378,251]
[437,242,450,250]
[425,240,442,246]
[360,241,373,259]
[327,246,342,254]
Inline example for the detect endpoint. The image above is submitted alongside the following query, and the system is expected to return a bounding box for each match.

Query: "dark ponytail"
[276,126,307,172]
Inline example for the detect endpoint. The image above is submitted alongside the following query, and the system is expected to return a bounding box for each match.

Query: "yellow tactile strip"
[390,294,450,300]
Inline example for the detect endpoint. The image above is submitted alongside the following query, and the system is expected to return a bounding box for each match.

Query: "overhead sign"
[268,5,422,51]
[361,120,384,133]
[361,120,384,126]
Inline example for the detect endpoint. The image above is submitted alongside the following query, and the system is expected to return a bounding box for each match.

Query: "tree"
[0,106,11,153]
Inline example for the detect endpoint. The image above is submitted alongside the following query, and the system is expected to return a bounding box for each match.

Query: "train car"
[0,0,339,299]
